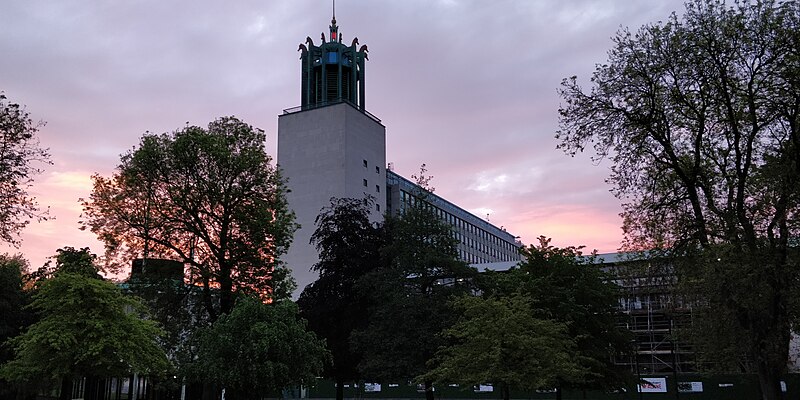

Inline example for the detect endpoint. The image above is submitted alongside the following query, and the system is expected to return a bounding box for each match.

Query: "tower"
[298,11,368,111]
[278,13,385,293]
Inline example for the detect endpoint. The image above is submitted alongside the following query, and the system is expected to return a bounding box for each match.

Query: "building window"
[376,185,380,193]
[376,204,380,212]
[375,166,380,174]
[363,159,368,168]
[363,179,368,187]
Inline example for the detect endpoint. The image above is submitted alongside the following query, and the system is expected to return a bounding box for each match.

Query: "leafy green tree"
[183,297,328,400]
[353,177,477,400]
[82,116,298,319]
[0,272,169,400]
[0,255,30,351]
[26,246,103,284]
[515,237,631,394]
[557,1,799,398]
[0,254,33,399]
[0,92,51,245]
[421,294,585,400]
[297,197,382,400]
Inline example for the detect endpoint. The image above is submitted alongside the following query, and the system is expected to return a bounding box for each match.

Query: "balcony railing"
[282,99,381,124]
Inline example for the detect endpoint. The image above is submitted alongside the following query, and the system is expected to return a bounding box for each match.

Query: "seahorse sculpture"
[305,36,314,47]
[359,44,369,60]
[298,44,307,53]
[321,32,326,43]
[351,37,359,47]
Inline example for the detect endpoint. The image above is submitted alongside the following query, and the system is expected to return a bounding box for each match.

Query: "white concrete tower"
[278,14,385,293]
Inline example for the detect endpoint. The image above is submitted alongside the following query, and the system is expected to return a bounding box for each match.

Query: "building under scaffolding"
[596,252,697,374]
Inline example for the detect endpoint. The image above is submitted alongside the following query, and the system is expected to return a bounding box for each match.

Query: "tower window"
[376,204,380,212]
[375,166,380,174]
[363,160,368,168]
[376,185,380,193]
[363,179,368,187]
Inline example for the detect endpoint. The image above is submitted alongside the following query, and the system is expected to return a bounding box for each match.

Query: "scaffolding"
[603,256,697,373]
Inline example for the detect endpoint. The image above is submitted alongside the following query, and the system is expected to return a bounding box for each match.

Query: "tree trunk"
[201,382,216,400]
[59,377,72,400]
[88,376,105,400]
[83,376,97,400]
[556,385,562,400]
[201,276,217,322]
[219,265,233,316]
[752,262,790,400]
[335,378,344,400]
[424,380,435,400]
[500,382,510,400]
[756,364,783,400]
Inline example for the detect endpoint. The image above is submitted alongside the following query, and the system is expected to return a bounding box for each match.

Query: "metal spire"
[332,0,336,24]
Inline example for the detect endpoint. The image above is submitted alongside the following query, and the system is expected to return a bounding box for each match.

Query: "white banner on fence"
[364,383,381,392]
[638,377,667,393]
[678,381,703,393]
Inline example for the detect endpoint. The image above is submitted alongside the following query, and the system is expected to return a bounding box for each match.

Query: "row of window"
[362,160,382,211]
[397,190,519,264]
[363,159,380,174]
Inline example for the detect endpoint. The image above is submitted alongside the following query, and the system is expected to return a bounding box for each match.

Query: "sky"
[0,0,682,281]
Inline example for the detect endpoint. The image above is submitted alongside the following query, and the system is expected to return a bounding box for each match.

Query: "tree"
[26,246,104,284]
[183,297,328,400]
[82,116,298,319]
[557,1,800,399]
[421,294,585,400]
[515,237,631,395]
[297,197,382,400]
[0,272,169,400]
[0,254,33,399]
[0,255,30,352]
[0,93,50,245]
[352,177,477,400]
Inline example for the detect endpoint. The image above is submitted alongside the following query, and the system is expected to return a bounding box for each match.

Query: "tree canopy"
[82,116,298,319]
[0,254,33,399]
[516,237,631,391]
[352,181,477,400]
[421,294,585,400]
[297,197,382,400]
[557,1,799,399]
[0,272,169,398]
[27,246,104,284]
[183,297,328,400]
[0,93,50,245]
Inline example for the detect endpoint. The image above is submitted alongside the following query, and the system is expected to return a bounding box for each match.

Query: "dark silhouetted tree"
[557,1,800,398]
[82,117,298,319]
[0,251,169,400]
[0,93,50,245]
[353,176,477,400]
[297,196,382,400]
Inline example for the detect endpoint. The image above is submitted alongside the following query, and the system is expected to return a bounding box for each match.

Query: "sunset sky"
[0,0,682,282]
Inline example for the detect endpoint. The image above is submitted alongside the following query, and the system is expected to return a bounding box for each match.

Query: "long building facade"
[278,15,521,292]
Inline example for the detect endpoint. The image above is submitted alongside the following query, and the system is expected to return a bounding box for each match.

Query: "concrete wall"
[277,102,386,294]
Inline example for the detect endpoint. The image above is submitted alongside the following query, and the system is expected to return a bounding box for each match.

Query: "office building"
[278,14,521,291]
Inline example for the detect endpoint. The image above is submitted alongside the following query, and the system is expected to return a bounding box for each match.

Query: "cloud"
[0,0,686,277]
